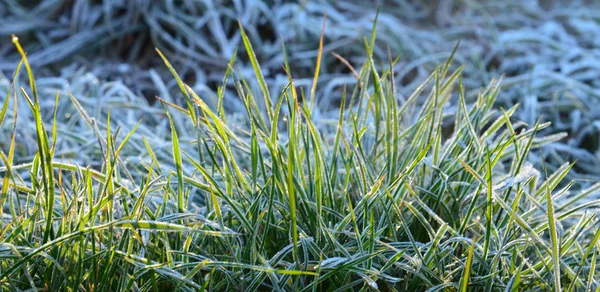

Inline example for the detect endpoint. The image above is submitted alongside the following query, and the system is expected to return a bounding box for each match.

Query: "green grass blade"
[155,48,197,125]
[238,21,273,124]
[161,101,185,213]
[460,238,476,292]
[309,14,326,111]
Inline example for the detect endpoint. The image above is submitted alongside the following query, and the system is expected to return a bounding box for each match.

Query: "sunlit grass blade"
[309,13,326,111]
[238,21,273,124]
[460,238,476,292]
[13,37,56,244]
[155,48,197,125]
[161,101,185,213]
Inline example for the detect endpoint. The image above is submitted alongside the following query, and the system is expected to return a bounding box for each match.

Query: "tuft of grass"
[0,28,600,291]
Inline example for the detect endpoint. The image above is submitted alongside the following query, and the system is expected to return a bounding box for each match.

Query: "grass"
[1,21,600,291]
[2,1,600,180]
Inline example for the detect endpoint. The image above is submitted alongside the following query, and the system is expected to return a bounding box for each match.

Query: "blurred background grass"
[1,0,600,184]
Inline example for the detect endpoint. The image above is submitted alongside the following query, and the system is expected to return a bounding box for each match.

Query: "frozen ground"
[1,0,600,184]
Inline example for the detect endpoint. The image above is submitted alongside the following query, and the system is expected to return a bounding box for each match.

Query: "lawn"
[1,1,600,291]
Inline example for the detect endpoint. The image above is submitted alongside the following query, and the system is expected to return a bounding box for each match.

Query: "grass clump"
[1,25,600,291]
